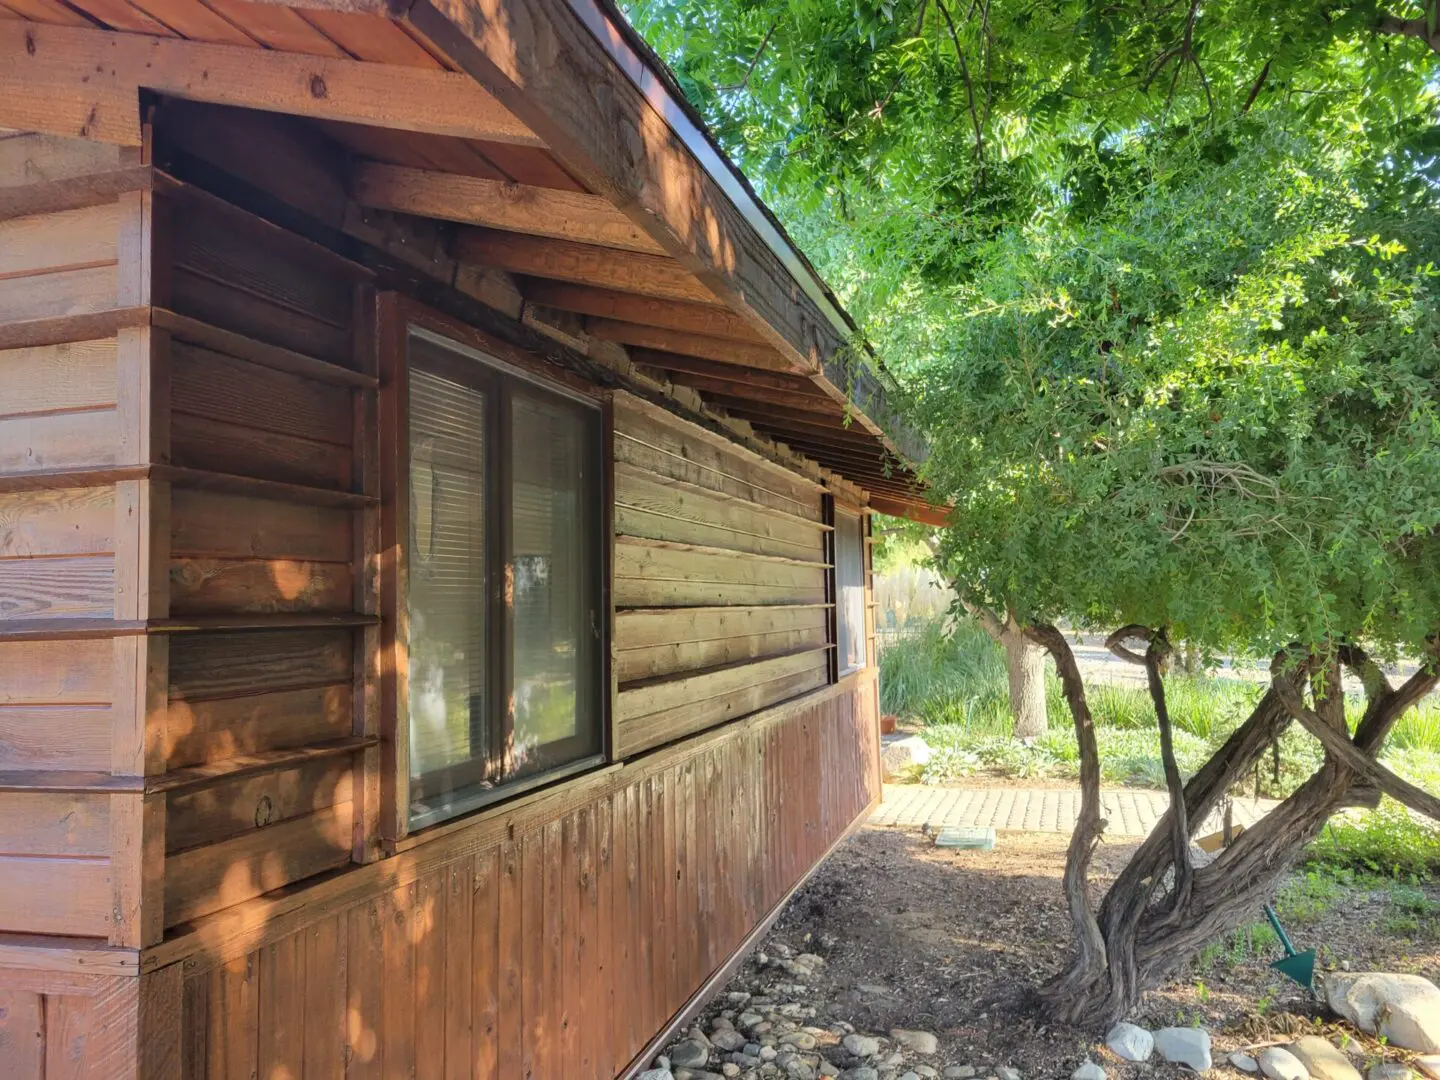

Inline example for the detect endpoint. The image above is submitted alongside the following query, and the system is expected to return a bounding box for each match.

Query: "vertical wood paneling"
[0,989,45,1079]
[168,682,879,1080]
[495,838,522,1080]
[444,860,474,1080]
[302,916,346,1080]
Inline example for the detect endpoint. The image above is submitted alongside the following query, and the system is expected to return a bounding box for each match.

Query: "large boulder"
[1287,1037,1361,1080]
[1154,1028,1212,1071]
[1326,973,1440,1052]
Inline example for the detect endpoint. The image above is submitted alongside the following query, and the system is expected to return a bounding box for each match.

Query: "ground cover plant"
[881,616,1440,880]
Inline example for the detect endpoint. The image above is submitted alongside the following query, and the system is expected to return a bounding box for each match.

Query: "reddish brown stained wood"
[299,9,441,66]
[413,872,445,1080]
[168,416,353,493]
[469,851,497,1080]
[380,883,416,1079]
[163,803,352,927]
[169,628,352,701]
[518,830,543,1080]
[561,812,582,1076]
[540,818,563,1080]
[206,955,257,1080]
[442,858,473,1080]
[302,915,346,1080]
[0,988,44,1077]
[62,0,174,34]
[452,229,717,305]
[127,0,259,45]
[256,932,303,1080]
[0,409,121,477]
[170,489,352,563]
[346,898,383,1080]
[355,163,666,256]
[494,837,522,1080]
[168,556,353,616]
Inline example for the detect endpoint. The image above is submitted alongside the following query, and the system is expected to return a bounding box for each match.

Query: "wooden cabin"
[0,0,937,1074]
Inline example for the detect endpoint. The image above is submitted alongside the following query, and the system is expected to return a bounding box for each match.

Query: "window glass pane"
[407,364,491,812]
[509,388,601,774]
[835,509,867,673]
[401,329,604,828]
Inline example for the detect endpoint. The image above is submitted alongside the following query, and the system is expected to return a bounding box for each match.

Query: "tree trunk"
[1027,632,1440,1030]
[1002,628,1048,738]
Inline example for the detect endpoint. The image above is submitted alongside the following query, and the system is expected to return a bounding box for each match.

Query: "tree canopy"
[625,0,1440,659]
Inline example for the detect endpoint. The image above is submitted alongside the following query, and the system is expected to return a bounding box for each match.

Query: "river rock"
[1368,1066,1415,1080]
[1287,1036,1361,1080]
[995,1067,1020,1080]
[1416,1058,1440,1080]
[1073,1060,1107,1080]
[841,1069,879,1080]
[842,1034,881,1058]
[670,1040,712,1069]
[1326,973,1440,1052]
[1259,1048,1310,1080]
[637,1071,673,1080]
[1154,1027,1212,1071]
[712,1030,749,1053]
[1231,1054,1260,1073]
[1105,1022,1154,1063]
[943,1069,976,1079]
[891,1029,939,1055]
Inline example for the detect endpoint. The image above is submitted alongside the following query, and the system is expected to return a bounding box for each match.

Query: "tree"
[914,124,1440,1023]
[625,0,1440,1027]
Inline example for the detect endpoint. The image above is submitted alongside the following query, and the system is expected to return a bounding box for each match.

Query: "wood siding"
[612,393,833,756]
[0,125,882,1080]
[159,676,879,1080]
[154,181,380,927]
[0,133,155,957]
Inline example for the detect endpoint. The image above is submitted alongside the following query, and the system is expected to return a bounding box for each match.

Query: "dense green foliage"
[626,0,1440,658]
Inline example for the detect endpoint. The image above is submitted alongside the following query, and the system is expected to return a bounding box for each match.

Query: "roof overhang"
[0,0,940,518]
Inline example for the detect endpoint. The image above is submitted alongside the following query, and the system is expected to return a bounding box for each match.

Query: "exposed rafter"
[520,280,762,342]
[453,229,717,305]
[588,320,794,372]
[352,162,667,255]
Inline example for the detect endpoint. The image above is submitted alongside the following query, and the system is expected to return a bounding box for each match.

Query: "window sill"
[392,754,618,853]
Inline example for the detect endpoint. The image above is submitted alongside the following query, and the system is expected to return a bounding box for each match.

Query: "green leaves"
[623,0,1440,657]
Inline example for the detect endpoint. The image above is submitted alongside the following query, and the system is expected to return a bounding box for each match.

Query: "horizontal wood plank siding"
[0,136,141,959]
[152,177,377,932]
[168,678,881,1080]
[612,392,831,754]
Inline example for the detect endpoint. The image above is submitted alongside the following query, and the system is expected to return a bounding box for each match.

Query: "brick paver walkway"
[870,783,1278,837]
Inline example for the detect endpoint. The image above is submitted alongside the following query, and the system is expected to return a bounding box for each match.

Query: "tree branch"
[1242,57,1272,113]
[1270,659,1440,822]
[716,19,780,93]
[1025,623,1108,989]
[1375,11,1440,54]
[1105,624,1153,667]
[936,0,985,164]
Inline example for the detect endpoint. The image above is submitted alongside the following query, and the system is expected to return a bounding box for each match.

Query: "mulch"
[721,826,1440,1076]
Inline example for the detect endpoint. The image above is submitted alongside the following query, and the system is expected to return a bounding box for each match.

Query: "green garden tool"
[1262,903,1316,992]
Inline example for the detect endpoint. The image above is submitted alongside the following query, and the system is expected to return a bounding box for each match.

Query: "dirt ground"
[693,825,1440,1077]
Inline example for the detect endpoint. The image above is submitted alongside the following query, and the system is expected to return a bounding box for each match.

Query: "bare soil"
[705,825,1440,1076]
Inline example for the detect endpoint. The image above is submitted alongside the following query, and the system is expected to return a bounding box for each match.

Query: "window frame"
[378,294,613,841]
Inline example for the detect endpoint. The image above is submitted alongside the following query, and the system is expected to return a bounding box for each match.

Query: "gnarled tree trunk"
[1025,627,1440,1030]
